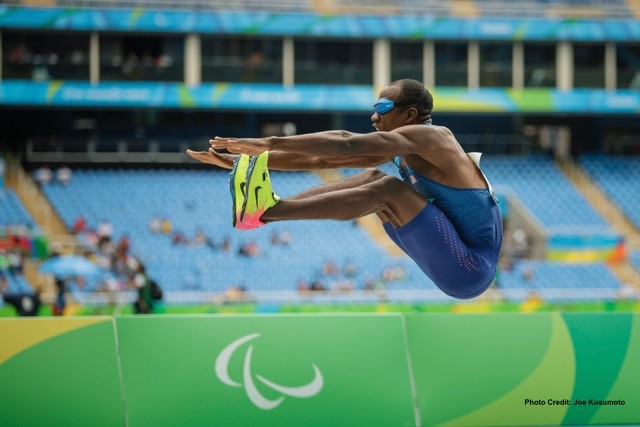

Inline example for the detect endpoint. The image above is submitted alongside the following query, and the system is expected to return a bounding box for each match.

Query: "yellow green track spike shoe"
[239,152,280,229]
[229,154,252,229]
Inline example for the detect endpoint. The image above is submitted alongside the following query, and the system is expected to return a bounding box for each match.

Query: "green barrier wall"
[0,317,125,427]
[1,313,638,427]
[116,315,416,427]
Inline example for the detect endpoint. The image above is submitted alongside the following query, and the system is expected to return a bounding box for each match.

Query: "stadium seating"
[481,155,610,233]
[498,260,621,302]
[40,160,624,301]
[579,154,640,229]
[42,168,436,294]
[0,189,38,232]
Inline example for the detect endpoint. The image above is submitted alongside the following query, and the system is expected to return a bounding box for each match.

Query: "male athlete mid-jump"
[188,79,502,299]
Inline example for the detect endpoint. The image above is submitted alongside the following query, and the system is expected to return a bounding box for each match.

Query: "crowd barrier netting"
[0,313,638,426]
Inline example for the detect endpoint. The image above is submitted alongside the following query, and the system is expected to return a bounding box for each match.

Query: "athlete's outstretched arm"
[186,147,386,171]
[211,125,457,169]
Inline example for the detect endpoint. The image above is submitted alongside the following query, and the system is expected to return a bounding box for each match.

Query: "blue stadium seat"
[579,154,640,229]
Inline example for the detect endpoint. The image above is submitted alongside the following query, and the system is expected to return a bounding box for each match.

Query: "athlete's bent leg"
[262,172,426,228]
[288,168,388,201]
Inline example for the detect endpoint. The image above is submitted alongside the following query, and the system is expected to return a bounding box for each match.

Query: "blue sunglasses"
[373,98,411,115]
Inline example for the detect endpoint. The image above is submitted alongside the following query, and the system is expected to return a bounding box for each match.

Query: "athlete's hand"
[186,148,236,169]
[210,137,270,156]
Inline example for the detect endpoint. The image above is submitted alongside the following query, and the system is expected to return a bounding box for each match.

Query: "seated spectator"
[35,165,53,186]
[56,166,72,186]
[149,215,161,234]
[343,260,358,278]
[310,279,326,292]
[172,230,189,246]
[382,265,406,283]
[522,266,535,282]
[117,235,130,254]
[279,230,292,246]
[331,278,355,292]
[10,43,32,64]
[239,241,260,257]
[161,218,173,234]
[221,236,231,252]
[322,260,339,277]
[72,215,87,234]
[512,227,530,259]
[193,229,207,246]
[270,230,292,246]
[224,285,247,302]
[97,220,113,240]
[296,278,310,293]
[0,278,41,317]
[7,250,24,275]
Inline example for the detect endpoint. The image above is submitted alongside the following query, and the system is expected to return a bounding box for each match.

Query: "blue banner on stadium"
[1,6,640,41]
[1,81,640,114]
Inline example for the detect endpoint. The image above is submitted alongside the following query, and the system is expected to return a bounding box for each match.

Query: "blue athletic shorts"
[383,203,497,299]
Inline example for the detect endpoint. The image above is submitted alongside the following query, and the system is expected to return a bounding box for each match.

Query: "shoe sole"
[229,155,248,228]
[240,155,261,223]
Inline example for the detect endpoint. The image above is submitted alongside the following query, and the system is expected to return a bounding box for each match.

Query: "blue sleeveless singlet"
[383,143,502,299]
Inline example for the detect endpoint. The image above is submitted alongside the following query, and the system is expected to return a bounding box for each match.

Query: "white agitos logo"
[215,333,324,410]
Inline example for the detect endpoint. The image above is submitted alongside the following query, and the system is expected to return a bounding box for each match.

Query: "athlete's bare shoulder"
[394,124,455,147]
[393,124,463,168]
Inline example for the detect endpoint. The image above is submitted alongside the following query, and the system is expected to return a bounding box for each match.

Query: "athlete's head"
[371,79,433,132]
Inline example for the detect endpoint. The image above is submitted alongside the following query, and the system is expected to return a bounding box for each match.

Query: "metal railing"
[24,134,537,164]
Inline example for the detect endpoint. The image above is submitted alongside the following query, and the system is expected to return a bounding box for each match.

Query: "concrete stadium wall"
[0,313,638,426]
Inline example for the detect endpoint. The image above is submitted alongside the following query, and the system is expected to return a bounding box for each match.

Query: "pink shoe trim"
[235,222,257,230]
[241,211,266,228]
[234,212,257,230]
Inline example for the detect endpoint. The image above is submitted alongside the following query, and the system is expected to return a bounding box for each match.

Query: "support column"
[373,39,391,90]
[184,34,201,86]
[513,41,524,89]
[557,41,573,90]
[423,40,435,88]
[283,37,294,87]
[468,41,480,89]
[89,32,99,84]
[605,42,616,91]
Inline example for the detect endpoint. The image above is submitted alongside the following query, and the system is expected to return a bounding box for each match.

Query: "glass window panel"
[616,44,640,89]
[391,42,423,83]
[201,37,282,83]
[100,35,184,82]
[480,43,512,87]
[294,40,373,85]
[2,31,89,81]
[574,43,605,88]
[524,43,556,88]
[435,43,467,87]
